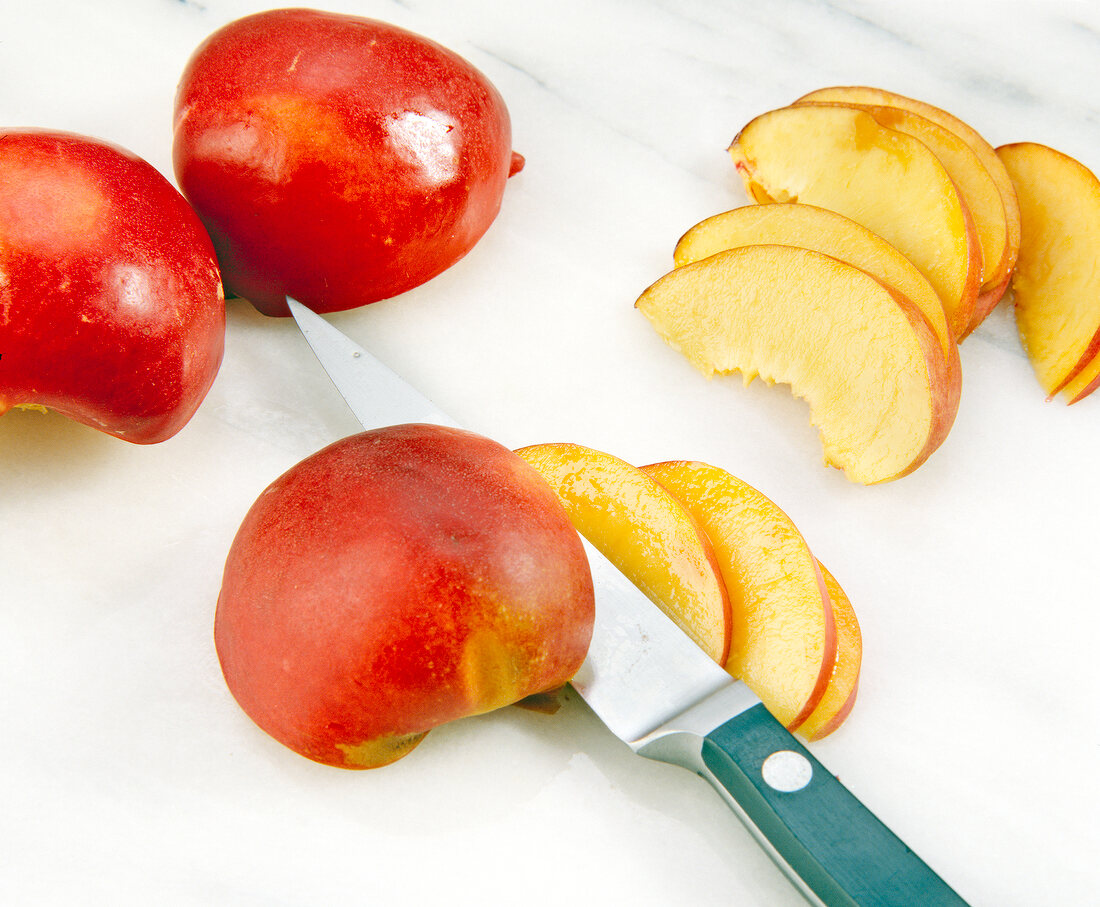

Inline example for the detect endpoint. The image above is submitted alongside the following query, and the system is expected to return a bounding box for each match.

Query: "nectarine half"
[215,424,594,769]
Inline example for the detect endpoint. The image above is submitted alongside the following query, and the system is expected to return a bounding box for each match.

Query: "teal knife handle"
[701,703,967,907]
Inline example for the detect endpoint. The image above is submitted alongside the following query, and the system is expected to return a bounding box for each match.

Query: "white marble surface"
[3,1,1099,904]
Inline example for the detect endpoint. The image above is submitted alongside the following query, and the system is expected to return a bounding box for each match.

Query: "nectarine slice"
[798,101,1008,320]
[792,563,861,741]
[1060,353,1100,405]
[642,461,835,729]
[636,244,959,484]
[673,203,959,390]
[795,85,1021,327]
[515,442,732,664]
[996,142,1100,399]
[729,104,982,339]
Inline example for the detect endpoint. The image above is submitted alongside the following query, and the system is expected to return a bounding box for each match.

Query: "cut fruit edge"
[636,245,961,484]
[792,562,862,740]
[669,203,962,391]
[642,460,837,729]
[792,85,1022,304]
[728,104,984,341]
[515,442,733,665]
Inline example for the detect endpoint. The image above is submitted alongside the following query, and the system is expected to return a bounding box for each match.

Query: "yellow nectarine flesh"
[636,245,959,484]
[515,442,732,664]
[800,101,1008,310]
[642,461,835,729]
[1060,353,1100,405]
[673,203,959,389]
[996,142,1100,399]
[795,85,1022,325]
[729,103,982,339]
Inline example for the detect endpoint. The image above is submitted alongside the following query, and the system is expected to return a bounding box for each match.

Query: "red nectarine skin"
[173,9,521,315]
[0,130,224,443]
[214,424,594,769]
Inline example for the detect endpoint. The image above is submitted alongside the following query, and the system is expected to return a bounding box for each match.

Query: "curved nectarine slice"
[642,460,835,729]
[1060,354,1100,405]
[729,103,982,339]
[673,203,959,391]
[996,142,1100,399]
[515,442,732,664]
[792,563,861,741]
[795,85,1021,326]
[636,244,959,484]
[799,101,1008,316]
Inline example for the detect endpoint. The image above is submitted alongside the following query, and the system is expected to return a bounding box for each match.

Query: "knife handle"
[694,703,967,907]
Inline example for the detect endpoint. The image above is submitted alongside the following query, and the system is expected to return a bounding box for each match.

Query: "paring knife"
[286,297,968,907]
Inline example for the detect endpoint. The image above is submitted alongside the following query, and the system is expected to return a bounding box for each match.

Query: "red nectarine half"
[0,129,224,443]
[214,424,594,769]
[173,8,523,316]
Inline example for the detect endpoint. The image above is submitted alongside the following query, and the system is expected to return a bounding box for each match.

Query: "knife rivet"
[762,750,813,793]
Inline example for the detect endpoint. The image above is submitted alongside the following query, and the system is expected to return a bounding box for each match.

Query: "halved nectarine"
[515,442,732,664]
[635,244,959,484]
[996,142,1100,400]
[729,103,982,339]
[642,460,835,729]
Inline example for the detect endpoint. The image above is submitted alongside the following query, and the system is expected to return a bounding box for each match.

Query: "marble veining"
[2,2,1098,905]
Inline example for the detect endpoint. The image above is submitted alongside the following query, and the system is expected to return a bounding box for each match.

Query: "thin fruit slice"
[673,203,960,390]
[642,460,836,729]
[800,101,1007,317]
[636,244,959,484]
[515,442,732,664]
[729,103,982,339]
[1060,353,1100,405]
[996,142,1100,399]
[793,563,861,741]
[795,85,1021,329]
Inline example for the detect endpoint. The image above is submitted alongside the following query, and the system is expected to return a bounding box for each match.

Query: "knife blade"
[287,296,968,907]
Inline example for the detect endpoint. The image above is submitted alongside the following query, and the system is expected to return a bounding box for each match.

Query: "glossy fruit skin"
[0,129,224,444]
[214,424,595,769]
[172,8,523,316]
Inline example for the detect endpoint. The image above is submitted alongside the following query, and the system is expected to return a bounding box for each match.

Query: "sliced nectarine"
[1060,353,1100,405]
[642,460,835,729]
[729,103,982,339]
[996,142,1100,400]
[673,203,959,389]
[795,85,1021,328]
[635,244,959,484]
[515,442,732,664]
[798,101,1007,324]
[792,563,861,741]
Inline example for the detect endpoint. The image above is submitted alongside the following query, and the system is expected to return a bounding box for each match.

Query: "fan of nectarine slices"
[637,85,1099,486]
[636,244,958,485]
[518,442,861,739]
